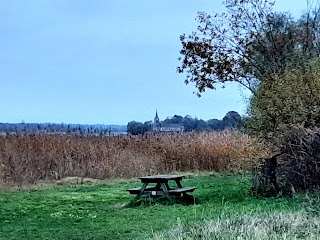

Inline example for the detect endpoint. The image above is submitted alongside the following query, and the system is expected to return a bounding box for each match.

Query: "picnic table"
[127,174,196,200]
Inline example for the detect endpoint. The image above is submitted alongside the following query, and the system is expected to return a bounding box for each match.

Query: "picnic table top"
[138,174,184,181]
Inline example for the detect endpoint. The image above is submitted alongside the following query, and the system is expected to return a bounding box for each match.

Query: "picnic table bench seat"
[168,187,196,195]
[127,186,196,196]
[126,187,154,194]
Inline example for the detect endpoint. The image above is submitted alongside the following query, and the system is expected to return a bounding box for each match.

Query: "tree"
[178,0,320,140]
[182,116,198,131]
[207,118,223,130]
[195,119,208,131]
[249,60,320,141]
[163,115,183,124]
[127,121,152,135]
[143,121,153,132]
[178,0,320,96]
[222,111,242,129]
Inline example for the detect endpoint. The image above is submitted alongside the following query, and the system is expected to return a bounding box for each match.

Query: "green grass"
[0,173,310,240]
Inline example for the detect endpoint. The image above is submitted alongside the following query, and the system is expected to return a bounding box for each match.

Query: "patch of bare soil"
[55,177,100,185]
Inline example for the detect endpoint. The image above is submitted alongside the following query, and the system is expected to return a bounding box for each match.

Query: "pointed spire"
[154,109,160,131]
[154,109,160,123]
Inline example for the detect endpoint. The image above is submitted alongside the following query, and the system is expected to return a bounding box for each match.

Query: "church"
[153,111,184,133]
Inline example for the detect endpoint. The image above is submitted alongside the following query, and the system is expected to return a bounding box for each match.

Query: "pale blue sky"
[1,0,307,125]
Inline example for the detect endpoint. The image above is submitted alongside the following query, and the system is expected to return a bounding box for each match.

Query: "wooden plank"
[145,190,167,196]
[127,188,141,194]
[138,174,184,179]
[127,186,196,198]
[168,187,196,194]
[138,175,184,183]
[127,189,169,196]
[127,186,155,194]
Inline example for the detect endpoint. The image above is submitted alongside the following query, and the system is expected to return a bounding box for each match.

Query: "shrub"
[248,60,320,144]
[252,126,320,196]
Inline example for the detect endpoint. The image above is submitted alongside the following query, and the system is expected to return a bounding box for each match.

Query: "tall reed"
[0,131,269,185]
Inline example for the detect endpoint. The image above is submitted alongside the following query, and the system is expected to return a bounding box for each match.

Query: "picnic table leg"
[175,180,183,188]
[157,183,170,190]
[160,183,173,200]
[175,180,187,197]
[135,182,148,200]
[155,183,161,190]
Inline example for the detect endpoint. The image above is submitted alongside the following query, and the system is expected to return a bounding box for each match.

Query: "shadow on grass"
[126,194,200,207]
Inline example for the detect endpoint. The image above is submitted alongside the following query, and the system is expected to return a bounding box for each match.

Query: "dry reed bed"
[0,131,268,185]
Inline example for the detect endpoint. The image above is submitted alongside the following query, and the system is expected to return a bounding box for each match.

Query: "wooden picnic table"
[127,174,196,200]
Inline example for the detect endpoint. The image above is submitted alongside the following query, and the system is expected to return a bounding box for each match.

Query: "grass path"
[0,174,306,239]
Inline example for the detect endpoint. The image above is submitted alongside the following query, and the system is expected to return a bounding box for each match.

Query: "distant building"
[153,110,184,133]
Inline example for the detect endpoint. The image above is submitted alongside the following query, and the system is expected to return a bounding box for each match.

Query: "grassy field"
[1,173,317,240]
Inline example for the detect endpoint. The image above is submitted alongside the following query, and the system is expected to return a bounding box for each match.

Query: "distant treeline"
[0,123,127,134]
[127,111,243,135]
[1,111,243,135]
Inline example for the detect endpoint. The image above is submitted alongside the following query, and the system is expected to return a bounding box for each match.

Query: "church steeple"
[155,110,159,120]
[153,110,160,131]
